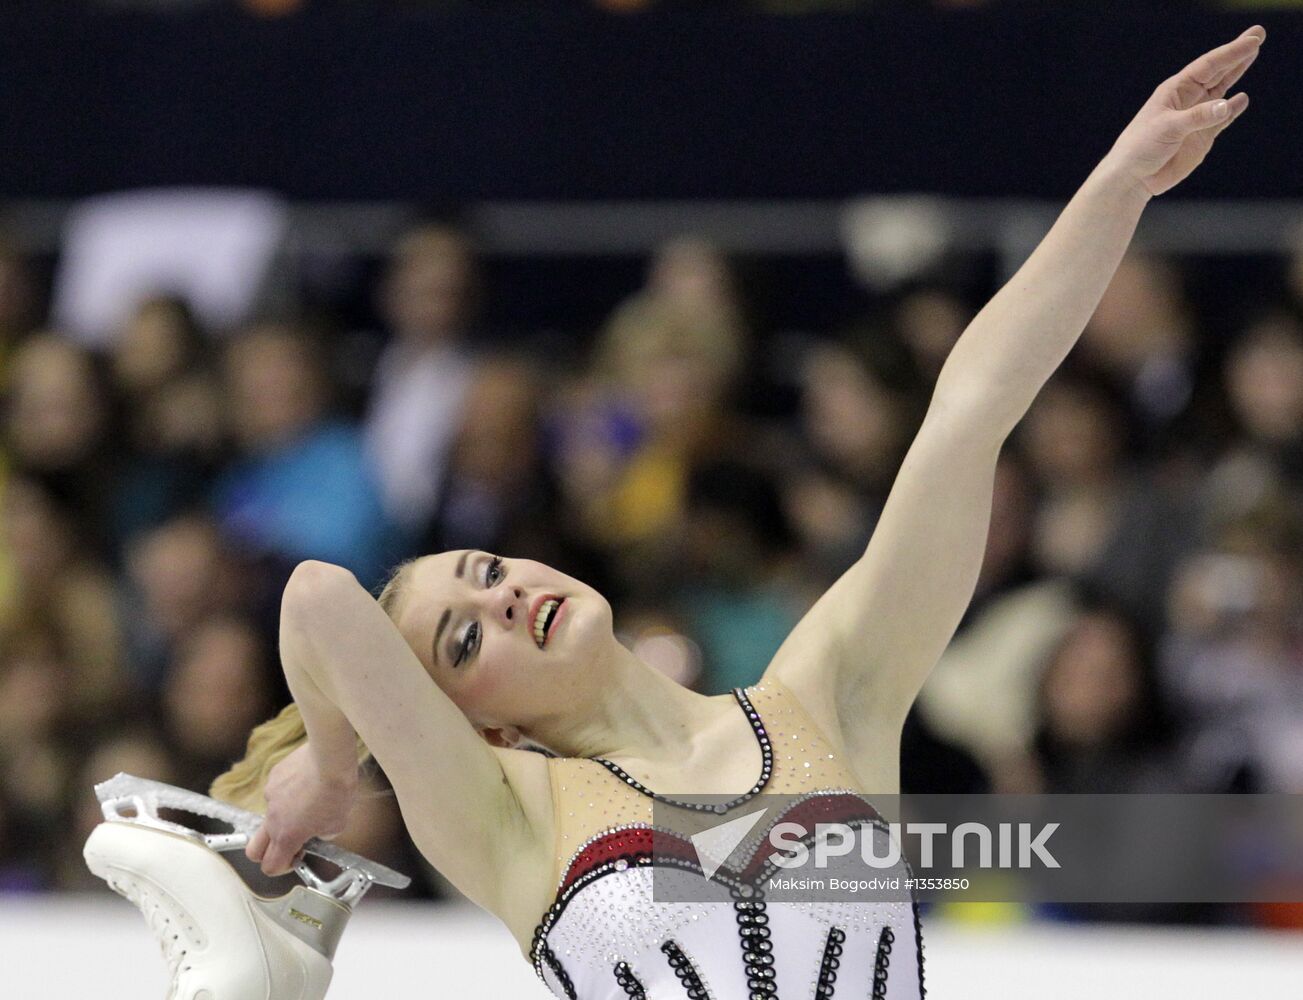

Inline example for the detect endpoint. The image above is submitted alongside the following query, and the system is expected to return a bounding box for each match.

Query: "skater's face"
[392,551,616,735]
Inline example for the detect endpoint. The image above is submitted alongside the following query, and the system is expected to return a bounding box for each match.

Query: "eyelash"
[455,556,505,667]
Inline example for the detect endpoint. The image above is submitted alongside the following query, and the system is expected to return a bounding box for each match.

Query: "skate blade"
[93,772,411,906]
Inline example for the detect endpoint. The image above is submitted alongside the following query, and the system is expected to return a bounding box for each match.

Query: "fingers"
[1209,48,1259,101]
[1162,92,1250,142]
[1210,93,1251,140]
[260,836,305,877]
[1190,25,1266,85]
[245,822,305,876]
[1171,26,1264,104]
[246,825,269,864]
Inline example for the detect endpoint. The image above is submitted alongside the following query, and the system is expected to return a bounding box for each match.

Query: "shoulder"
[749,674,846,753]
[758,620,850,751]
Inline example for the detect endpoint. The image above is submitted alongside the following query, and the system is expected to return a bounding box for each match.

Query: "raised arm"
[245,561,553,923]
[765,27,1265,755]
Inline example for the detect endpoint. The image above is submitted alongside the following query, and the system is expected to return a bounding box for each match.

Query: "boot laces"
[105,874,195,996]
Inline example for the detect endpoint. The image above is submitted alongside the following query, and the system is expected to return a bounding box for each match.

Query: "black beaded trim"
[662,939,712,999]
[613,960,647,998]
[539,940,577,1000]
[913,898,927,998]
[589,688,773,814]
[898,836,926,998]
[733,888,777,998]
[871,925,895,999]
[814,925,845,998]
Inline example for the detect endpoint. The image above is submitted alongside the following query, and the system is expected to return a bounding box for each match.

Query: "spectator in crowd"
[784,333,922,585]
[109,296,206,414]
[645,237,748,350]
[2,333,119,558]
[673,459,804,693]
[1077,251,1204,460]
[364,223,480,544]
[159,616,276,794]
[1020,372,1198,631]
[122,513,242,693]
[0,624,79,888]
[1216,309,1303,491]
[554,238,750,588]
[0,474,124,720]
[108,295,224,553]
[213,321,398,588]
[1030,599,1176,794]
[1161,516,1303,793]
[1027,599,1219,926]
[422,355,599,577]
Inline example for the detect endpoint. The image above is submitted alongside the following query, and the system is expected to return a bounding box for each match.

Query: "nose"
[486,585,526,630]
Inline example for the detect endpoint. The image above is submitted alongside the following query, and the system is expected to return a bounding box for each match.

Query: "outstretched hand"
[246,741,358,877]
[1107,26,1265,198]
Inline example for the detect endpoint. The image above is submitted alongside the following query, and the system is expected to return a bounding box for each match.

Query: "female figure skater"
[109,26,1267,1000]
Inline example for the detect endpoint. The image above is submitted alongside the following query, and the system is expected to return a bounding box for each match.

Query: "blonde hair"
[208,561,417,811]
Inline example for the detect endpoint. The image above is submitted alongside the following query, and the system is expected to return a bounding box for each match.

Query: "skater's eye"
[455,622,480,668]
[446,557,502,668]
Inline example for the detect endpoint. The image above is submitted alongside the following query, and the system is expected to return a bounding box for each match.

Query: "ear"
[478,724,523,750]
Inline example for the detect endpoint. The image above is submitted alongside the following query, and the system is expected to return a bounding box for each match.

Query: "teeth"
[534,599,559,648]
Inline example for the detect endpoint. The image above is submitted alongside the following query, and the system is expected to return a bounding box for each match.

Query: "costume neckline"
[586,687,773,815]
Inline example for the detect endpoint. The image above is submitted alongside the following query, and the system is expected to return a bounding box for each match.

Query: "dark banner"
[1,4,1300,201]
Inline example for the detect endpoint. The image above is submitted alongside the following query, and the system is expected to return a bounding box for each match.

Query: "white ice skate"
[83,773,410,1000]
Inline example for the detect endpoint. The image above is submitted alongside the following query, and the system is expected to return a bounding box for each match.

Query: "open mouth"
[532,596,566,649]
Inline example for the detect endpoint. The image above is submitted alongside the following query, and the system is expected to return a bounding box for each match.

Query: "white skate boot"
[83,773,410,1000]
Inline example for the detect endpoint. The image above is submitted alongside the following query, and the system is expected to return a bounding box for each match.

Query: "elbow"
[282,560,359,624]
[933,354,1038,444]
[923,387,1014,453]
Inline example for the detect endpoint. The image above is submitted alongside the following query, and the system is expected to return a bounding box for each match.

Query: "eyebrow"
[433,551,477,668]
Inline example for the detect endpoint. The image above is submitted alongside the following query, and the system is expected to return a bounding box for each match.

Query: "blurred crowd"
[0,209,1300,925]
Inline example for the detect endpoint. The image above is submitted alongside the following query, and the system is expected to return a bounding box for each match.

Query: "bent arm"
[277,571,368,782]
[272,561,551,911]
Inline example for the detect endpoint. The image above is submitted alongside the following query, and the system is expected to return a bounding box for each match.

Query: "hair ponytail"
[208,702,371,813]
[209,702,305,812]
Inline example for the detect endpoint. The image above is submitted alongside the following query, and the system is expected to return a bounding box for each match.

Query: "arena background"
[2,2,1301,996]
